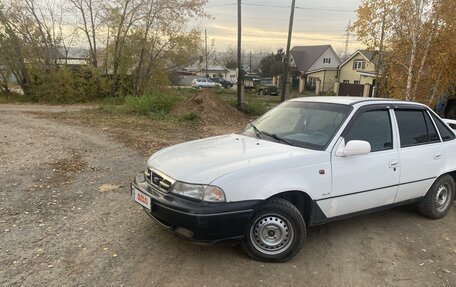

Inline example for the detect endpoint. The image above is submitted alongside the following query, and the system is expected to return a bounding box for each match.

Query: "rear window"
[395,109,439,147]
[430,112,456,141]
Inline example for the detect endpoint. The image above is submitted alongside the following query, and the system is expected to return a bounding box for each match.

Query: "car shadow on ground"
[136,203,425,262]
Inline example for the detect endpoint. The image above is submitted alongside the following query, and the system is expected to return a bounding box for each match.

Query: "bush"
[322,91,336,96]
[27,65,112,104]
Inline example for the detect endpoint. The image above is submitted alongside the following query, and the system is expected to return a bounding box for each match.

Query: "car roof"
[289,96,426,108]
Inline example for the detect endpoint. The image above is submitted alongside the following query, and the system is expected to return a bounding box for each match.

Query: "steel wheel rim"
[435,184,451,212]
[249,213,294,255]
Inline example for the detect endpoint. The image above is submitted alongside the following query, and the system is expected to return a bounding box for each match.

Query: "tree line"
[352,0,456,104]
[0,0,207,102]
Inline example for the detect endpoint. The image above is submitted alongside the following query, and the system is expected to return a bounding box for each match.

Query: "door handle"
[389,161,400,168]
[434,153,442,160]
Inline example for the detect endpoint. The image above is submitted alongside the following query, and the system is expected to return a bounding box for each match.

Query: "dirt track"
[0,104,455,287]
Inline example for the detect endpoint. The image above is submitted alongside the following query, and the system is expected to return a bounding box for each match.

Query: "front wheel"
[418,175,455,219]
[242,198,306,262]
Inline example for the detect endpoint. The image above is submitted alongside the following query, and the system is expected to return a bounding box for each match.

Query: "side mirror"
[337,140,371,157]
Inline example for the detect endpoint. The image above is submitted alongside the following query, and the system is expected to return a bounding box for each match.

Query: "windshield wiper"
[248,122,294,146]
[261,131,295,146]
[248,122,262,139]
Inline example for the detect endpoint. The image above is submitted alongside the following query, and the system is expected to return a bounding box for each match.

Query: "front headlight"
[171,182,226,202]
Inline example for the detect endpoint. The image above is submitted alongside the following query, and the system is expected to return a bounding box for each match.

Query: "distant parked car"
[191,78,221,89]
[255,79,279,96]
[211,77,233,89]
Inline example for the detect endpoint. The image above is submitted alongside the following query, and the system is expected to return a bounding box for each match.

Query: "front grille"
[145,168,174,193]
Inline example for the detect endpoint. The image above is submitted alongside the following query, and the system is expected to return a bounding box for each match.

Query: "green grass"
[173,87,196,96]
[97,92,182,120]
[244,99,270,116]
[0,91,35,104]
[93,96,126,106]
[226,96,271,117]
[178,111,200,123]
[213,88,237,96]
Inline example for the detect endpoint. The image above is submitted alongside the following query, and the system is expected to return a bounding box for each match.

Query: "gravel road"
[0,105,455,287]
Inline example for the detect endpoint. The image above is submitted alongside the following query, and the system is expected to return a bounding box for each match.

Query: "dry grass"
[37,109,245,156]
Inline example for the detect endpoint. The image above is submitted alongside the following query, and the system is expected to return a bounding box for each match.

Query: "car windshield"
[242,101,352,150]
[260,80,273,84]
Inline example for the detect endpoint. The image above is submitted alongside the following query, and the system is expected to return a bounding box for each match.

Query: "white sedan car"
[131,97,456,262]
[191,78,221,89]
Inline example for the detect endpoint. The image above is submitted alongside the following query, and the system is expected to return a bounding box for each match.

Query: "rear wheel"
[242,198,305,262]
[418,175,455,219]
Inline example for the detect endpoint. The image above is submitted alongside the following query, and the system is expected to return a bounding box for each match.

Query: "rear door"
[394,108,442,202]
[330,106,400,217]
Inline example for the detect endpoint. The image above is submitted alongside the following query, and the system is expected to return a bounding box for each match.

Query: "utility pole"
[249,51,252,74]
[280,0,296,102]
[237,0,243,110]
[205,29,208,78]
[344,20,351,60]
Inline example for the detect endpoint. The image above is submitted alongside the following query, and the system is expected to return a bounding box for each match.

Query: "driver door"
[330,107,400,217]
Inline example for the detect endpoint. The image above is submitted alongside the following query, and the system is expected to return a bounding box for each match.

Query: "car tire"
[242,198,306,262]
[418,175,455,219]
[198,86,203,89]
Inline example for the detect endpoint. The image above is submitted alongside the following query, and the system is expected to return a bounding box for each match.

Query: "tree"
[351,0,394,95]
[353,0,454,103]
[0,0,210,99]
[69,0,102,67]
[0,2,33,95]
[259,49,284,78]
[103,0,207,95]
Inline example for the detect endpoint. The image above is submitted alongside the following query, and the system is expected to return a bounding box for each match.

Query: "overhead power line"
[242,2,354,12]
[207,2,355,13]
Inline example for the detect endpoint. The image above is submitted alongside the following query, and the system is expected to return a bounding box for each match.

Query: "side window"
[395,109,436,147]
[345,109,393,152]
[430,112,456,141]
[423,111,440,142]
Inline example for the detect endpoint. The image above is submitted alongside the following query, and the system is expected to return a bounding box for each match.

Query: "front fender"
[211,153,332,202]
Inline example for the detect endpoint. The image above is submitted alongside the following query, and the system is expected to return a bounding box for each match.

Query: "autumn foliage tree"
[352,0,456,104]
[0,0,208,101]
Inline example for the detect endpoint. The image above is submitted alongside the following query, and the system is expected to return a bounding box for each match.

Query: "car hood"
[147,134,317,184]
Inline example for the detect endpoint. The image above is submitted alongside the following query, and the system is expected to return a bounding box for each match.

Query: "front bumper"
[131,173,260,243]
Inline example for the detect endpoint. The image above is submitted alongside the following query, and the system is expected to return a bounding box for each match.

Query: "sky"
[190,0,364,54]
